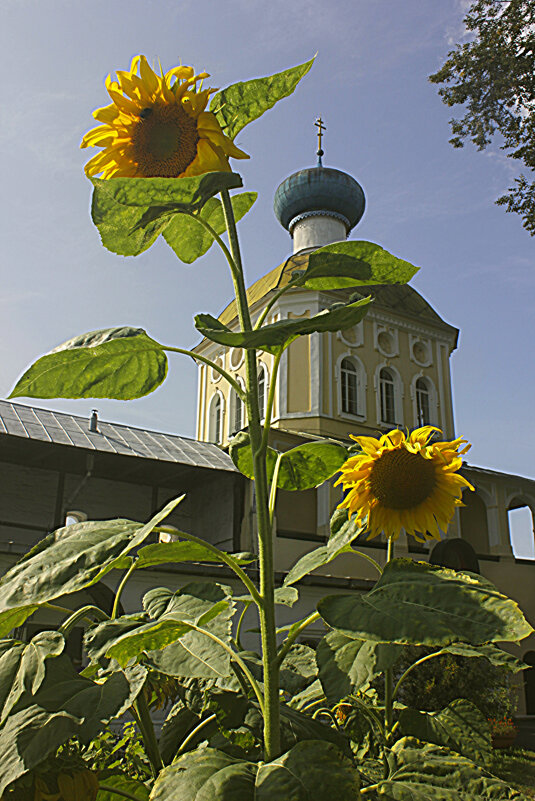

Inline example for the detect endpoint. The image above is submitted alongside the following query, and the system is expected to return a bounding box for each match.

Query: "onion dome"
[274,166,366,236]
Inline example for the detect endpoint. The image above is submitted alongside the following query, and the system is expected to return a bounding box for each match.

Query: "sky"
[1,0,533,555]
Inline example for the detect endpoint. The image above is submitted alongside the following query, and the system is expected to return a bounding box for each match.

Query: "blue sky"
[1,0,533,554]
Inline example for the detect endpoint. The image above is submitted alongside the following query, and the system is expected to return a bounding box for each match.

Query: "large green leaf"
[0,631,64,723]
[10,327,167,400]
[398,699,491,762]
[317,558,533,647]
[317,631,402,701]
[159,700,204,765]
[90,173,243,257]
[283,514,366,587]
[97,774,150,801]
[375,738,522,800]
[91,182,169,256]
[163,192,257,263]
[278,643,318,695]
[442,642,529,672]
[0,657,146,795]
[135,540,256,570]
[0,498,182,636]
[210,58,315,140]
[150,740,359,801]
[0,705,83,796]
[295,240,419,291]
[195,295,372,354]
[86,583,234,679]
[92,172,243,210]
[229,432,347,491]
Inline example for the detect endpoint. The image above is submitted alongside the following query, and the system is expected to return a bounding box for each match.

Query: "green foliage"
[317,558,533,646]
[373,737,524,799]
[398,699,492,762]
[294,240,419,290]
[429,0,535,234]
[283,512,366,587]
[135,541,256,570]
[150,740,359,801]
[317,632,402,701]
[0,632,65,722]
[396,645,519,721]
[195,294,372,353]
[210,58,315,140]
[85,583,234,678]
[97,774,150,800]
[163,192,257,263]
[90,172,243,255]
[229,432,348,490]
[0,498,181,636]
[10,327,167,400]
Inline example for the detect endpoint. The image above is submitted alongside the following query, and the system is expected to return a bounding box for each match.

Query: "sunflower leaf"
[91,172,243,209]
[9,327,167,400]
[374,738,520,800]
[150,740,359,801]
[283,516,367,587]
[195,295,372,354]
[317,558,534,646]
[293,240,420,290]
[398,699,492,761]
[317,631,402,701]
[163,191,257,263]
[229,432,347,490]
[90,182,168,256]
[210,58,315,140]
[0,498,182,636]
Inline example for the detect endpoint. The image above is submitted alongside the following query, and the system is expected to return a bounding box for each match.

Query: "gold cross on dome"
[315,117,326,152]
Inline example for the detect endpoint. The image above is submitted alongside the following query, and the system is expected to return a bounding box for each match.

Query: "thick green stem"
[58,605,109,637]
[261,348,283,451]
[220,188,280,760]
[112,561,137,619]
[384,536,395,751]
[268,453,283,527]
[133,693,163,777]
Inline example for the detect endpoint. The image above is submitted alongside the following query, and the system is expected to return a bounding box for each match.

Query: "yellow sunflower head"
[335,426,474,542]
[81,55,249,179]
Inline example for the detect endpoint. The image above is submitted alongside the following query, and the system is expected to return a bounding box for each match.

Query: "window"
[416,377,431,426]
[258,364,267,421]
[379,368,396,425]
[341,358,359,415]
[229,381,244,436]
[209,393,223,443]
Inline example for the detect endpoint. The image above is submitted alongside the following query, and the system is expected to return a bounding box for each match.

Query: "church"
[0,139,534,714]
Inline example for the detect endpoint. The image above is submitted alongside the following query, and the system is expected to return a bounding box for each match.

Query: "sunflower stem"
[220,188,281,761]
[384,536,395,750]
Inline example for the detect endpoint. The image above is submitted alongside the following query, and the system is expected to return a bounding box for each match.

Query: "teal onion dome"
[273,166,365,234]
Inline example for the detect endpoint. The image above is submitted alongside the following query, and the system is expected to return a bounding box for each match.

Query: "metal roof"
[0,400,237,473]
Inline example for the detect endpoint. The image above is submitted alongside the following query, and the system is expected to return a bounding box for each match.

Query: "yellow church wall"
[286,335,311,413]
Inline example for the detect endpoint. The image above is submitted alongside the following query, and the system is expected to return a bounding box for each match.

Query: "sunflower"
[335,426,474,542]
[81,55,248,179]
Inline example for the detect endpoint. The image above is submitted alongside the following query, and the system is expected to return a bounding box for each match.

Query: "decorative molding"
[373,323,399,358]
[289,209,351,234]
[370,309,456,347]
[337,321,364,348]
[409,334,433,367]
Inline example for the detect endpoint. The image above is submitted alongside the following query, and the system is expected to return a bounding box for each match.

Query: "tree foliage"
[429,0,535,233]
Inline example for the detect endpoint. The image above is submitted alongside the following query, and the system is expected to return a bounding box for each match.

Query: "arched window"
[258,363,267,421]
[379,368,396,425]
[209,393,223,444]
[229,380,245,436]
[416,377,431,426]
[341,358,359,415]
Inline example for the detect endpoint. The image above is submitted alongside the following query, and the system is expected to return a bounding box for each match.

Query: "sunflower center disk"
[368,448,436,509]
[132,104,199,177]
